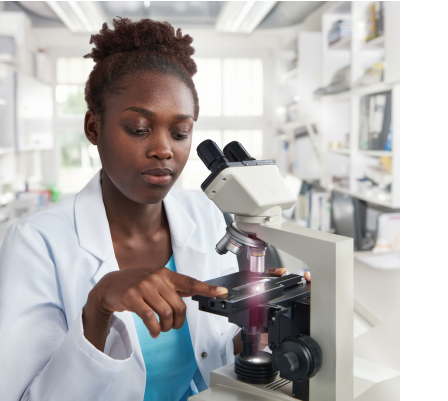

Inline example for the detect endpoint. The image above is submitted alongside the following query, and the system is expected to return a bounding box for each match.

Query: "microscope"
[190,140,354,401]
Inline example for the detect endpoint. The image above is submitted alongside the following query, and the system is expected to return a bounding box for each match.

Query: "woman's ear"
[84,110,101,145]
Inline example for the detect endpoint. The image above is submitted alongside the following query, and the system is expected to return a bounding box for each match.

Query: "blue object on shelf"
[385,128,392,151]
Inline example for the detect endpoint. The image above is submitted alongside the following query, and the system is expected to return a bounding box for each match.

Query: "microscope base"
[188,360,400,401]
[189,363,293,401]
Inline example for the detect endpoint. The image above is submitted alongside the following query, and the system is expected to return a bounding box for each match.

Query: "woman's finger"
[304,271,311,282]
[144,292,175,333]
[132,299,161,338]
[161,288,188,330]
[170,271,228,297]
[177,291,197,298]
[267,267,288,276]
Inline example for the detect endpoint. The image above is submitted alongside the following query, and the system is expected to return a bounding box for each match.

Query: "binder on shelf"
[359,91,392,151]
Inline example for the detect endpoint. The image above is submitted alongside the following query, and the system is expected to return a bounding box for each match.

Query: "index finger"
[170,272,228,297]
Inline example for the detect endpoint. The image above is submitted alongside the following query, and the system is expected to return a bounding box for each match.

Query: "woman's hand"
[83,267,228,351]
[267,267,311,282]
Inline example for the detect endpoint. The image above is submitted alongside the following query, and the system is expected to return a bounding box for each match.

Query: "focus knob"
[272,335,322,381]
[275,351,299,374]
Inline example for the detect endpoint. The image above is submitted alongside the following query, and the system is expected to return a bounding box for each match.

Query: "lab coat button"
[201,351,207,359]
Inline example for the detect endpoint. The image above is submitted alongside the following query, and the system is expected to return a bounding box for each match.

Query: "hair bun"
[85,17,197,77]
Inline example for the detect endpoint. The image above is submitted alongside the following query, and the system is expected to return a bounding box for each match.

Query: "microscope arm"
[235,219,354,401]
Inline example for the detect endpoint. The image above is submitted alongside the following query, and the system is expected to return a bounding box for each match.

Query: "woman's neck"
[101,170,166,238]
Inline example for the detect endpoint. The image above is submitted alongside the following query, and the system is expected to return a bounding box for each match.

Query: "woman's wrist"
[82,290,114,352]
[85,289,113,318]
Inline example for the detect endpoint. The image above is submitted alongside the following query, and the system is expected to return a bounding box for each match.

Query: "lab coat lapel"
[163,191,207,351]
[74,170,113,262]
[74,171,145,372]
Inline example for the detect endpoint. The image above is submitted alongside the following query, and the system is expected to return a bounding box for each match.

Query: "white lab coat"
[0,171,240,401]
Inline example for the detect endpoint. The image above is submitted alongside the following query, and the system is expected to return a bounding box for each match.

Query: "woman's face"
[85,71,195,204]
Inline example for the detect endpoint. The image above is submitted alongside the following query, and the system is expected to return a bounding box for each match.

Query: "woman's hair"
[84,17,199,121]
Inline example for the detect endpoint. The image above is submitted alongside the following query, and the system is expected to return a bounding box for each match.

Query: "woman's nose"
[146,133,173,160]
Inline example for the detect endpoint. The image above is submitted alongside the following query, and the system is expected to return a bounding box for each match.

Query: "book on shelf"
[328,19,351,46]
[365,1,384,42]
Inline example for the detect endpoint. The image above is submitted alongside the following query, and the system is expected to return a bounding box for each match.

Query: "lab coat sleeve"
[212,208,241,365]
[0,223,133,401]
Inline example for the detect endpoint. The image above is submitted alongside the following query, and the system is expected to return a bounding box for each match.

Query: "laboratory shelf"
[17,145,54,152]
[362,35,385,50]
[282,119,306,131]
[281,67,299,82]
[332,185,398,209]
[359,150,392,157]
[320,81,397,102]
[327,148,350,155]
[329,36,351,51]
[0,148,14,156]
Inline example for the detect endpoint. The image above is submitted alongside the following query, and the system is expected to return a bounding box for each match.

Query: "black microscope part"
[192,270,320,401]
[196,139,229,172]
[223,141,255,162]
[272,335,322,381]
[196,139,275,192]
[234,351,278,384]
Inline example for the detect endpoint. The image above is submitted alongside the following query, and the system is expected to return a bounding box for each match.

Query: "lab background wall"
[0,0,400,256]
[0,0,400,266]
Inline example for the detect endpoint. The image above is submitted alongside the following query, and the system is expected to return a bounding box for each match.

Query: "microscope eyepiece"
[197,139,229,172]
[223,141,255,162]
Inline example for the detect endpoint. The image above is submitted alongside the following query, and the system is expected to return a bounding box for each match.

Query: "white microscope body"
[190,140,354,401]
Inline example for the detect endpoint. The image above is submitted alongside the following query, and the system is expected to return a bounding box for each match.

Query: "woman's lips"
[141,168,173,185]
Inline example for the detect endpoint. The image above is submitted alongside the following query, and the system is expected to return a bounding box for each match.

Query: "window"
[182,57,265,191]
[193,58,263,117]
[222,59,263,116]
[56,57,94,116]
[58,131,101,194]
[56,57,98,194]
[193,59,222,116]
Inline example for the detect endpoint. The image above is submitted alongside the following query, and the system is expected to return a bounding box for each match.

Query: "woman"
[0,18,301,401]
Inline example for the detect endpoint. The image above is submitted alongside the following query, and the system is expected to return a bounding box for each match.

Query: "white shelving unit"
[319,1,400,209]
[273,0,400,222]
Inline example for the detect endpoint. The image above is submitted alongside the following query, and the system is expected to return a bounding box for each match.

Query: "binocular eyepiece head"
[197,140,255,172]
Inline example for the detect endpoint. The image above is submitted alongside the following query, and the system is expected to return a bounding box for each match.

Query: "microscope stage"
[193,271,306,316]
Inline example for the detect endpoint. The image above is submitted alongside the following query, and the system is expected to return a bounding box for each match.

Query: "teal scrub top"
[132,255,203,401]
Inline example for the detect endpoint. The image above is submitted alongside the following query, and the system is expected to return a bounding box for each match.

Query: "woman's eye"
[125,126,149,135]
[171,132,189,140]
